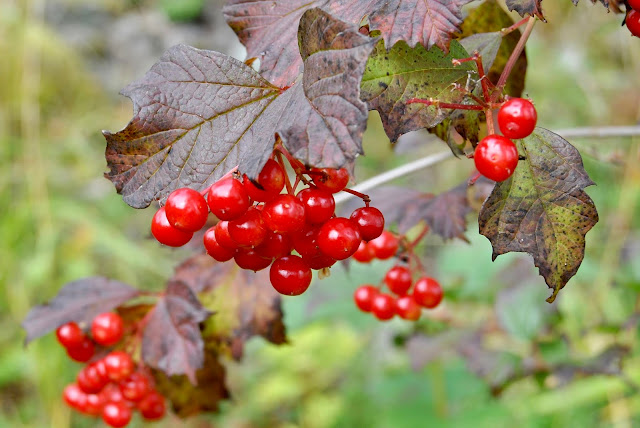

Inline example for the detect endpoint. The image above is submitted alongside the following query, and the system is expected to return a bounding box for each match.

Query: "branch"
[554,125,640,138]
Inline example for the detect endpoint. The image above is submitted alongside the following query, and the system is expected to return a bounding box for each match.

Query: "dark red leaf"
[505,0,546,20]
[22,277,140,344]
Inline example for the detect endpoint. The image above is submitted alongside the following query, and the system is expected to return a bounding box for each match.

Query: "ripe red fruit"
[395,295,422,321]
[303,253,336,270]
[254,232,293,259]
[243,174,276,203]
[83,393,106,416]
[368,230,398,260]
[77,361,110,394]
[412,277,443,309]
[151,206,193,247]
[270,255,312,295]
[350,206,385,241]
[91,312,124,346]
[138,390,166,420]
[497,98,537,139]
[629,0,640,10]
[207,177,250,220]
[228,208,267,247]
[66,337,95,362]
[165,188,209,232]
[102,401,132,428]
[297,188,335,225]
[352,241,375,263]
[262,194,306,234]
[292,225,322,259]
[258,159,286,193]
[371,293,396,321]
[628,10,640,37]
[214,221,239,250]
[104,351,134,382]
[354,285,379,312]
[474,135,519,182]
[203,227,236,262]
[63,383,87,409]
[234,247,272,271]
[384,265,412,295]
[119,372,150,402]
[99,383,126,404]
[56,322,85,349]
[317,217,362,260]
[311,167,349,193]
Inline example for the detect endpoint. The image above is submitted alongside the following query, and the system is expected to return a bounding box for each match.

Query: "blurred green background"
[1,0,640,427]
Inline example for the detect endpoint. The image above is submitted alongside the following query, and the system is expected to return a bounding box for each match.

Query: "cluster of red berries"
[474,97,537,182]
[627,0,640,37]
[151,156,387,297]
[56,313,165,427]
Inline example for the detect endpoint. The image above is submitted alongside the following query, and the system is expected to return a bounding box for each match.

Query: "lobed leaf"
[505,0,546,20]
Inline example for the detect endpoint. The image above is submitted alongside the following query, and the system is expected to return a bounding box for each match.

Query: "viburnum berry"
[262,194,306,234]
[207,177,250,221]
[243,174,275,203]
[104,351,134,382]
[91,312,124,346]
[354,285,379,312]
[214,221,239,250]
[258,159,286,194]
[395,295,421,321]
[629,0,640,10]
[413,277,443,309]
[138,390,166,420]
[384,265,412,295]
[102,401,132,428]
[254,232,293,259]
[497,98,537,139]
[350,206,385,241]
[368,230,398,260]
[83,392,106,416]
[228,207,267,247]
[164,187,209,232]
[151,206,193,247]
[317,217,362,260]
[270,255,312,295]
[628,10,640,37]
[56,322,85,349]
[234,247,272,271]
[352,241,375,263]
[77,361,109,394]
[203,227,236,262]
[311,167,349,193]
[66,336,95,362]
[119,372,150,402]
[371,293,396,321]
[474,135,519,182]
[99,383,126,404]
[63,383,87,409]
[303,253,336,270]
[292,225,322,259]
[297,188,335,225]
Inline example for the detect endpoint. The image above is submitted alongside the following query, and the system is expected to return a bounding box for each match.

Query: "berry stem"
[406,98,485,111]
[408,224,430,249]
[275,151,294,195]
[453,52,491,103]
[341,187,371,205]
[501,17,531,36]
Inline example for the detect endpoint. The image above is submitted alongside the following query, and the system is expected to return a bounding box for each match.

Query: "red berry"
[350,206,385,241]
[207,177,250,221]
[254,232,293,259]
[214,221,239,250]
[138,390,166,420]
[102,402,132,428]
[270,255,312,296]
[628,10,640,37]
[234,247,272,271]
[368,230,398,260]
[228,207,267,247]
[263,194,306,234]
[99,383,126,404]
[243,174,276,203]
[165,188,209,232]
[292,225,322,259]
[77,361,110,393]
[303,253,336,270]
[352,241,375,263]
[317,217,362,260]
[66,336,95,362]
[258,159,286,194]
[395,295,422,321]
[91,312,124,346]
[151,206,193,247]
[371,293,396,321]
[63,383,86,409]
[119,372,150,402]
[104,351,134,382]
[384,265,412,295]
[412,277,443,309]
[629,0,640,10]
[311,168,349,193]
[297,188,335,225]
[354,285,379,312]
[203,227,236,262]
[474,135,519,182]
[498,98,537,139]
[83,393,106,416]
[56,322,85,349]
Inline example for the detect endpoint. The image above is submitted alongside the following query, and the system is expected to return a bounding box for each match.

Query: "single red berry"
[138,390,166,420]
[629,0,640,10]
[63,383,87,409]
[497,98,537,139]
[104,351,134,382]
[350,206,385,241]
[474,135,519,182]
[258,159,286,194]
[395,295,422,321]
[303,253,336,270]
[56,322,85,349]
[628,10,640,37]
[270,255,312,296]
[243,174,276,203]
[384,265,412,295]
[228,207,267,247]
[203,227,236,262]
[317,217,362,260]
[151,206,193,247]
[254,232,293,259]
[99,383,126,404]
[263,194,306,234]
[368,230,398,260]
[292,225,322,259]
[91,312,124,346]
[207,177,250,221]
[66,336,95,362]
[119,372,150,402]
[352,241,375,263]
[214,221,239,250]
[77,361,110,393]
[102,401,132,428]
[371,293,396,321]
[296,188,335,225]
[354,285,379,312]
[83,393,106,416]
[234,247,272,271]
[413,277,443,309]
[311,167,349,193]
[164,188,209,232]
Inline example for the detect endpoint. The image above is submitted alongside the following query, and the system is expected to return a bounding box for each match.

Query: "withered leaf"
[478,128,599,303]
[505,0,546,20]
[571,0,622,12]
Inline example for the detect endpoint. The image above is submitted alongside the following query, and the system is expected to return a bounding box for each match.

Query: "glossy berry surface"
[317,217,362,260]
[243,174,275,202]
[629,0,640,10]
[497,98,537,139]
[474,135,519,182]
[384,265,412,295]
[165,188,209,232]
[395,296,421,321]
[83,392,105,416]
[255,232,293,259]
[151,206,193,247]
[56,322,85,349]
[214,221,239,250]
[297,188,335,225]
[234,248,272,271]
[311,167,349,193]
[303,253,336,270]
[354,285,379,312]
[228,208,267,247]
[104,351,134,382]
[413,277,443,309]
[63,383,86,409]
[352,241,375,263]
[263,194,306,234]
[203,227,236,262]
[292,225,322,259]
[350,206,385,241]
[270,255,312,295]
[257,159,286,194]
[102,401,132,428]
[368,230,398,260]
[66,337,95,362]
[371,293,396,321]
[77,361,109,393]
[91,312,124,346]
[207,177,250,221]
[628,10,640,37]
[119,372,150,402]
[138,391,166,420]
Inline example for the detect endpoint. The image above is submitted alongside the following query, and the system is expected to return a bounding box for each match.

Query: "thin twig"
[493,16,537,101]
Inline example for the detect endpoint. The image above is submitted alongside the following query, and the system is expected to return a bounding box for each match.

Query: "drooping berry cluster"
[627,0,640,37]
[151,149,388,297]
[56,313,166,427]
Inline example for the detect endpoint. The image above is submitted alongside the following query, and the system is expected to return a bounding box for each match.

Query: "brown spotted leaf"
[505,0,546,20]
[478,128,598,303]
[571,0,623,12]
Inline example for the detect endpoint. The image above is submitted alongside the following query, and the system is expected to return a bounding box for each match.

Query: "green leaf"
[478,128,599,303]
